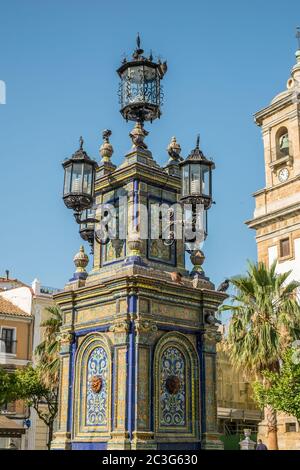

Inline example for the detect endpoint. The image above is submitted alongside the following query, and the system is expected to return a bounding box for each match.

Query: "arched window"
[276,127,289,158]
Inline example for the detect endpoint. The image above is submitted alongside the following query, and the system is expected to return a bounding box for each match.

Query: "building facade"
[0,296,32,449]
[0,277,58,449]
[247,46,300,449]
[216,349,262,449]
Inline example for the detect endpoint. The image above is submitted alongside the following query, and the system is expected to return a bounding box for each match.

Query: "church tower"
[51,38,226,451]
[247,44,300,278]
[246,37,300,449]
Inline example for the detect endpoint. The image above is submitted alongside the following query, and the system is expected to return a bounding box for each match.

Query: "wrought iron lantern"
[163,136,214,251]
[79,208,95,253]
[117,34,167,123]
[62,137,97,219]
[179,135,215,210]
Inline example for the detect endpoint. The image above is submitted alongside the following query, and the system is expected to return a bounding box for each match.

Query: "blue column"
[67,337,77,433]
[197,332,206,441]
[126,294,137,439]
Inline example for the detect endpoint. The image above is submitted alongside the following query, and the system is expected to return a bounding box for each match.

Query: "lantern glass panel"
[201,164,211,197]
[127,66,144,105]
[64,165,72,196]
[71,163,83,193]
[143,66,158,106]
[83,163,93,195]
[182,165,189,197]
[190,164,201,195]
[80,208,95,231]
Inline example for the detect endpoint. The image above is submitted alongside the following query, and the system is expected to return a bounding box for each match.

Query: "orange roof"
[0,297,31,317]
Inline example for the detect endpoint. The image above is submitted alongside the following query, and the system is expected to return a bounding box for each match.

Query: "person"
[256,439,268,450]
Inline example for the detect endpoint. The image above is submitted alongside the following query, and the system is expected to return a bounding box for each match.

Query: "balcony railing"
[40,285,60,295]
[0,339,17,354]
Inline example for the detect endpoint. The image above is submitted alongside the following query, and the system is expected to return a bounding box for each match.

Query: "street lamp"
[180,135,214,211]
[62,136,97,221]
[117,34,167,123]
[163,135,215,279]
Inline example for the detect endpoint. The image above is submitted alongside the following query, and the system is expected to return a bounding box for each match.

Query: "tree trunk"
[265,405,278,450]
[47,422,53,450]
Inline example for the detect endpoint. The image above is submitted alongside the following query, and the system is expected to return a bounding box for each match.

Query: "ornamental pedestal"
[51,260,225,450]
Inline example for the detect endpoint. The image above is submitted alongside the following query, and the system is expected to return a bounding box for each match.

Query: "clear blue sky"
[0,0,299,288]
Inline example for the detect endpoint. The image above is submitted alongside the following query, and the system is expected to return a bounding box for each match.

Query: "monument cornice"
[95,161,181,193]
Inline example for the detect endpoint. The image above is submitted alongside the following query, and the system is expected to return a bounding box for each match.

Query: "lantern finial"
[296,27,300,50]
[79,136,84,150]
[196,134,200,150]
[133,33,144,59]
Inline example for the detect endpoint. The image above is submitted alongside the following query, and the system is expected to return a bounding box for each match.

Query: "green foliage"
[0,368,19,406]
[222,260,300,377]
[253,348,300,421]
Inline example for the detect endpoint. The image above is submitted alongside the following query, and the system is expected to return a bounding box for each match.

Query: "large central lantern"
[117,34,167,123]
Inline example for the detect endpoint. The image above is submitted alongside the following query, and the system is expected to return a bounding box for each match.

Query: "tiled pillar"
[199,326,223,450]
[51,332,74,450]
[131,317,158,450]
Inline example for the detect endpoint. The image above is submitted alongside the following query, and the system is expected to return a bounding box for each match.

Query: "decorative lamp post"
[164,135,215,278]
[117,34,167,124]
[180,135,214,211]
[62,136,97,221]
[179,135,215,278]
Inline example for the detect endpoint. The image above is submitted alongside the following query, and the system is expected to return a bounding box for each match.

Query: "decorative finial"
[167,136,181,161]
[100,129,114,163]
[296,27,300,50]
[190,249,206,278]
[79,136,84,150]
[129,122,148,149]
[133,33,144,59]
[149,49,153,61]
[102,129,112,141]
[73,245,89,279]
[196,134,200,149]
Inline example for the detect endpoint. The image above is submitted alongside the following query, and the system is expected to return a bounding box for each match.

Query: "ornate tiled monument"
[51,37,226,451]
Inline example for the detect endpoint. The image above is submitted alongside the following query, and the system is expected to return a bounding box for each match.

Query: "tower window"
[276,127,289,158]
[279,238,290,258]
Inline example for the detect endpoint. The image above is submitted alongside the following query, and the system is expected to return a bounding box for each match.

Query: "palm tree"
[34,305,63,448]
[35,305,62,385]
[222,260,300,450]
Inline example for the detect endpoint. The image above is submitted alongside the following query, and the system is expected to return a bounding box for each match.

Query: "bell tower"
[51,37,226,451]
[247,42,300,279]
